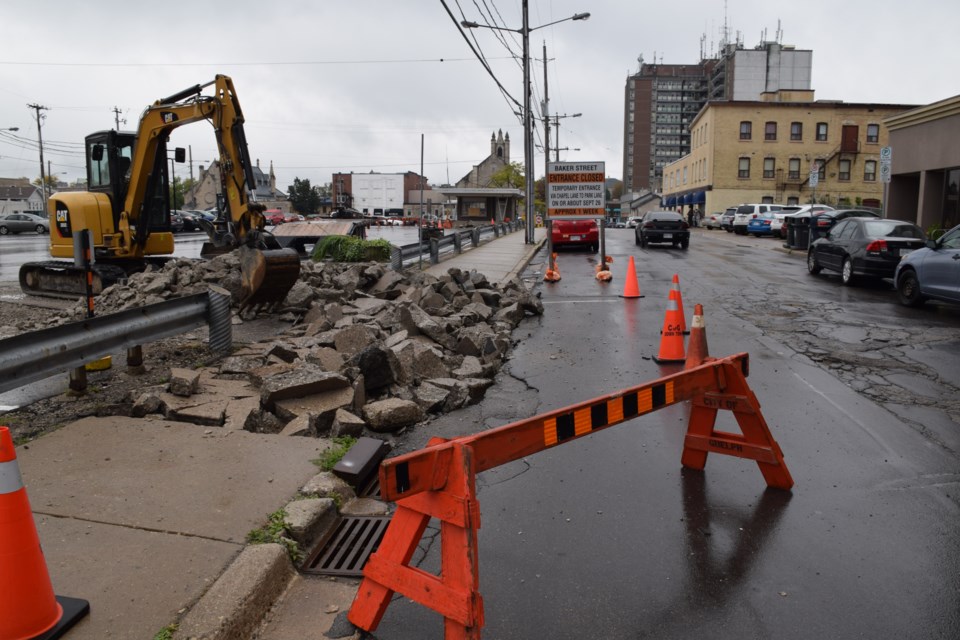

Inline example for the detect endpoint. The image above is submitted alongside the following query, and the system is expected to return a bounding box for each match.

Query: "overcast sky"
[0,0,955,195]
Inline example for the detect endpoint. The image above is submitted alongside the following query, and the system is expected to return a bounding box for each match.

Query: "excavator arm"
[118,75,299,308]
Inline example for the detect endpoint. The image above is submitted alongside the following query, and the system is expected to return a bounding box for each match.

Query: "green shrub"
[311,236,391,262]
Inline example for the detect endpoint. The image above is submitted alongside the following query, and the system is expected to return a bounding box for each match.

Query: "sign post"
[880,146,892,218]
[809,161,820,203]
[546,161,606,266]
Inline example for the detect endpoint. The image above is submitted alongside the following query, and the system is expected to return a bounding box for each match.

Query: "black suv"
[635,211,690,249]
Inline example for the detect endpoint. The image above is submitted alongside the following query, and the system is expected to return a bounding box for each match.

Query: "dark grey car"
[0,212,49,235]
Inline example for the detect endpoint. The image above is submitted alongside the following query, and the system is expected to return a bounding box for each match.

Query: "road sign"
[880,146,892,161]
[809,161,820,188]
[546,161,606,219]
[880,161,892,183]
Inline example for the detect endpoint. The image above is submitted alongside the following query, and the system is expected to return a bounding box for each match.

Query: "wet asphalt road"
[370,227,960,639]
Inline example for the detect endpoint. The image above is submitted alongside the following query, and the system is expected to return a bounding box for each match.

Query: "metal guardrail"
[390,220,521,270]
[0,288,232,395]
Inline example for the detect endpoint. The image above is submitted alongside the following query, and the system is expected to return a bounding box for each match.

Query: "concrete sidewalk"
[9,227,547,640]
[425,226,546,284]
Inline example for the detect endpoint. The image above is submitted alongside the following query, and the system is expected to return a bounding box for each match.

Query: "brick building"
[661,92,915,214]
[623,41,813,194]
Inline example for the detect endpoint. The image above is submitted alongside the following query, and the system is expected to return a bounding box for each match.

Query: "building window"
[788,158,801,180]
[765,122,777,141]
[787,196,799,205]
[839,159,851,181]
[816,122,828,142]
[866,124,880,144]
[740,121,752,140]
[864,160,877,181]
[763,157,775,179]
[817,162,826,181]
[738,157,750,178]
[790,122,802,141]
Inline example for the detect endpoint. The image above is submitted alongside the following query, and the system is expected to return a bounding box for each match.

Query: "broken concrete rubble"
[58,254,543,440]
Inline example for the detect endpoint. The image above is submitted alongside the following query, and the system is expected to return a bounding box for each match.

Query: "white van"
[733,203,783,235]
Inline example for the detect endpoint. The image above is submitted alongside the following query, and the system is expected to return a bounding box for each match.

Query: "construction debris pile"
[56,255,545,436]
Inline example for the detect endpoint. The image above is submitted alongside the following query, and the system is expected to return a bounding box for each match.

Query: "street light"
[462,6,590,244]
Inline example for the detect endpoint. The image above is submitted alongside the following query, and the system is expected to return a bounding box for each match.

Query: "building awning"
[682,193,692,205]
[695,191,706,205]
[664,196,676,207]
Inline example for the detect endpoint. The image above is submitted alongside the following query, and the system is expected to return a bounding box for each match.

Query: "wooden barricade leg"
[348,441,484,638]
[681,360,794,490]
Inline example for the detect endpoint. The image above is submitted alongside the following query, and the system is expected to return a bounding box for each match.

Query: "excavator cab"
[86,130,175,242]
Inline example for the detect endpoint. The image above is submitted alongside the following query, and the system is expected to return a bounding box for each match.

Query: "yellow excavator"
[19,75,300,308]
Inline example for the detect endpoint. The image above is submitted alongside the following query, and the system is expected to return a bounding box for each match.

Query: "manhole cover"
[302,516,390,577]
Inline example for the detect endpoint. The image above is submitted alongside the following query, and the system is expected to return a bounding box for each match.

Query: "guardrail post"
[471,228,481,247]
[206,286,233,354]
[453,232,462,254]
[492,224,500,238]
[391,246,403,271]
[429,238,440,265]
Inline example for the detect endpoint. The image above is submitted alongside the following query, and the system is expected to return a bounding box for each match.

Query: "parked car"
[746,213,778,237]
[265,211,285,225]
[634,211,690,249]
[0,212,49,235]
[703,212,724,230]
[733,204,783,235]
[178,210,207,231]
[810,208,879,236]
[895,223,960,307]
[283,213,305,223]
[807,217,926,285]
[721,207,737,232]
[552,218,599,252]
[331,208,363,219]
[169,211,185,233]
[626,216,644,229]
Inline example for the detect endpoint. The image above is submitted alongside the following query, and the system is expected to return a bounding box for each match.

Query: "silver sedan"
[0,212,49,235]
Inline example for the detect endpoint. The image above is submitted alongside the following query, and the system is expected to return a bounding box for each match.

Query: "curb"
[174,544,295,640]
[172,480,380,639]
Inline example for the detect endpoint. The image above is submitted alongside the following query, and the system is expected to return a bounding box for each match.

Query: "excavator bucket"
[238,246,301,310]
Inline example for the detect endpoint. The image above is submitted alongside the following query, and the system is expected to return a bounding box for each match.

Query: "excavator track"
[19,261,132,299]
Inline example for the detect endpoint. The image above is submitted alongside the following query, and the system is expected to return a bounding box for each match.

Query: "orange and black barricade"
[349,351,792,638]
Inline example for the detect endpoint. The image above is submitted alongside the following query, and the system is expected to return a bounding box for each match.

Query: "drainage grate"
[356,473,381,500]
[301,516,390,577]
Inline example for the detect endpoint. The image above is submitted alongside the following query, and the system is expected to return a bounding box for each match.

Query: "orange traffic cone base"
[652,354,685,364]
[37,596,90,640]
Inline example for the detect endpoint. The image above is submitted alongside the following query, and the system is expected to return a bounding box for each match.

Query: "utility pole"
[543,42,551,180]
[28,103,48,206]
[112,106,125,131]
[543,41,552,259]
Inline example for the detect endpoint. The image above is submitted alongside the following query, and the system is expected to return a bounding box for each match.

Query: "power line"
[0,56,510,68]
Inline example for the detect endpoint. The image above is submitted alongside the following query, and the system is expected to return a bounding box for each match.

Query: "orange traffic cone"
[0,426,89,639]
[544,252,561,282]
[620,256,643,298]
[653,295,686,363]
[684,304,713,369]
[671,274,688,334]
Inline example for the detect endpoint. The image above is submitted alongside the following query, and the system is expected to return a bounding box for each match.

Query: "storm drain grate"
[356,473,381,500]
[301,516,390,577]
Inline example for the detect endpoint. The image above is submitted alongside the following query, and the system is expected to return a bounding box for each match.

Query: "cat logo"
[161,112,178,124]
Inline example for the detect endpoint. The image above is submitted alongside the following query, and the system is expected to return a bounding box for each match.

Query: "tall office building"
[623,40,813,193]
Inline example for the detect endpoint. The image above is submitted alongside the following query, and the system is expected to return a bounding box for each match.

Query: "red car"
[264,210,285,225]
[551,218,599,252]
